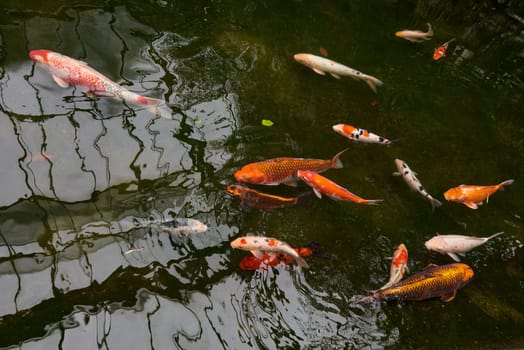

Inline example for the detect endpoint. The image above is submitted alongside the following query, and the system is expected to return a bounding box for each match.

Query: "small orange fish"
[433,38,456,61]
[234,149,346,187]
[225,184,311,211]
[239,242,319,271]
[443,179,514,209]
[297,170,383,205]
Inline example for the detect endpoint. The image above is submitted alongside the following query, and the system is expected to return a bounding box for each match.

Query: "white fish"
[230,236,308,268]
[155,218,208,234]
[394,159,442,210]
[293,53,384,93]
[424,232,504,261]
[395,23,433,43]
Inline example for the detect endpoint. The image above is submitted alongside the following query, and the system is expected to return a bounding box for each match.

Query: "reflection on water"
[0,0,524,349]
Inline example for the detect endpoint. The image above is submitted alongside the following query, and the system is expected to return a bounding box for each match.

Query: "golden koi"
[395,23,433,43]
[225,184,311,210]
[443,179,514,209]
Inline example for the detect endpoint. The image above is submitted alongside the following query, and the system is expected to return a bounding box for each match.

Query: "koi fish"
[29,49,170,118]
[239,241,319,271]
[395,23,433,43]
[225,184,311,211]
[443,179,514,209]
[234,149,346,187]
[378,244,409,291]
[332,124,392,145]
[293,53,384,93]
[359,263,474,303]
[297,170,383,205]
[154,218,208,234]
[424,232,504,262]
[230,236,309,268]
[393,159,442,209]
[433,38,456,61]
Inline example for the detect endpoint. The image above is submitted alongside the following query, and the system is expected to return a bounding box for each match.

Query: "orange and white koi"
[332,124,392,145]
[395,23,433,43]
[443,179,514,209]
[239,241,319,271]
[378,244,409,290]
[234,149,346,187]
[29,49,170,118]
[297,170,383,205]
[230,236,309,268]
[293,53,384,93]
[433,38,456,61]
[394,159,442,209]
[425,232,504,262]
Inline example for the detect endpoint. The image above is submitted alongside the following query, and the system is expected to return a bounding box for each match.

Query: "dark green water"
[0,0,523,349]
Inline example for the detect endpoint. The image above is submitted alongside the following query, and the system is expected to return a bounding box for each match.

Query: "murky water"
[0,0,523,349]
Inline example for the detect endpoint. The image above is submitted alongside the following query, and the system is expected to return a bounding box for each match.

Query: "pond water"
[0,0,523,349]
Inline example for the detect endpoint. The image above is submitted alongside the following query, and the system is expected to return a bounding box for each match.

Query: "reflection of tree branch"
[0,229,21,313]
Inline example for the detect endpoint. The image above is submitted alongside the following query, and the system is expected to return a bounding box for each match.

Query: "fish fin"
[313,188,323,199]
[363,199,384,205]
[423,264,438,270]
[499,179,514,188]
[330,73,341,79]
[440,290,456,302]
[250,249,264,259]
[331,148,349,168]
[392,172,401,176]
[85,91,98,100]
[405,265,410,274]
[363,75,384,94]
[447,252,461,262]
[464,201,479,209]
[312,68,326,75]
[487,232,504,240]
[52,75,70,88]
[426,23,433,37]
[283,181,298,187]
[295,256,309,268]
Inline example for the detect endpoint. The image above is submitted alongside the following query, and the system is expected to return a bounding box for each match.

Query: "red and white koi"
[394,159,442,209]
[395,23,433,43]
[297,170,383,205]
[378,243,409,290]
[230,236,309,268]
[29,49,170,118]
[424,232,504,262]
[293,53,384,93]
[332,124,392,145]
[433,38,456,61]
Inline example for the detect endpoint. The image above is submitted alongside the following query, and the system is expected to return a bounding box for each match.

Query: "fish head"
[332,124,354,137]
[186,219,208,233]
[225,184,243,198]
[460,263,475,282]
[424,236,446,253]
[239,256,262,270]
[394,243,408,263]
[29,49,52,64]
[234,164,267,184]
[293,53,310,66]
[395,31,406,38]
[394,158,406,172]
[443,187,459,201]
[296,170,313,183]
[230,237,249,249]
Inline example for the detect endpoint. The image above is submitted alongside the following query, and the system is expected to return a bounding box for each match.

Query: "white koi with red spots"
[230,236,309,268]
[332,124,392,144]
[29,49,170,118]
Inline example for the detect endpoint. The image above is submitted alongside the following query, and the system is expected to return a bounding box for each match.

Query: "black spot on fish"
[404,171,409,175]
[419,186,424,191]
[355,134,360,139]
[402,163,407,168]
[379,137,384,142]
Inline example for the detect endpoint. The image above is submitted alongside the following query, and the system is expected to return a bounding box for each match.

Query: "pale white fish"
[293,53,384,93]
[230,236,309,268]
[424,232,504,261]
[394,159,442,210]
[124,247,144,255]
[395,23,433,43]
[155,218,208,234]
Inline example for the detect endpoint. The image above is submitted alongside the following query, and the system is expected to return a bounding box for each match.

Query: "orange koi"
[239,242,319,271]
[443,179,514,209]
[433,38,456,61]
[225,184,311,210]
[297,170,383,205]
[234,149,346,187]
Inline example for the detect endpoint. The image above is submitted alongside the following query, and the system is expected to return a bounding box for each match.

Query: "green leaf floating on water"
[194,119,202,125]
[261,119,274,127]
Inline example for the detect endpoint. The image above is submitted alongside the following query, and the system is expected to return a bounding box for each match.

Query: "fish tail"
[295,191,313,206]
[134,95,172,119]
[498,179,514,189]
[362,199,384,205]
[356,295,377,304]
[430,197,443,210]
[331,148,349,168]
[364,75,384,93]
[295,255,309,268]
[487,232,504,240]
[426,23,433,36]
